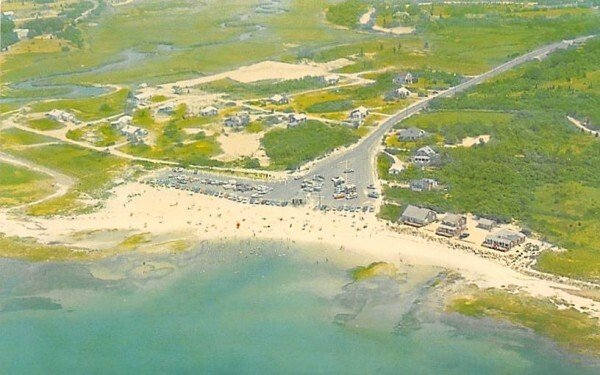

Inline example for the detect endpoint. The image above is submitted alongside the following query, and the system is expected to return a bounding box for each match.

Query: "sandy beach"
[1,180,598,318]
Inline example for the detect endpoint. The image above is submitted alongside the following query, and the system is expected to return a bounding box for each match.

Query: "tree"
[1,14,19,49]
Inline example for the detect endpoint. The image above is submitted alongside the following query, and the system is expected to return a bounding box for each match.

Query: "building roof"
[442,214,464,226]
[351,106,369,114]
[416,146,437,156]
[402,205,435,221]
[270,94,286,102]
[399,127,425,138]
[486,229,525,242]
[478,218,496,226]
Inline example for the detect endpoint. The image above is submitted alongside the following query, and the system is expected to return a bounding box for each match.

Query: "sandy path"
[0,151,75,209]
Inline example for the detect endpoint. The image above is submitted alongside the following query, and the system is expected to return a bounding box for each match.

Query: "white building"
[349,106,369,120]
[200,106,218,116]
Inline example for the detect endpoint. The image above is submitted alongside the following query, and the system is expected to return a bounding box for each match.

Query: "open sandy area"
[445,134,491,148]
[1,180,598,318]
[215,131,268,164]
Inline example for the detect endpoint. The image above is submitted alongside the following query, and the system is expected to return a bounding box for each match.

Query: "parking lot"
[146,167,379,212]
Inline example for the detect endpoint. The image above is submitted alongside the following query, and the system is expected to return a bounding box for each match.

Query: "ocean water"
[0,240,597,374]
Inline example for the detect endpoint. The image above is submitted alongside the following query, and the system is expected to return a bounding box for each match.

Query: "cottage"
[200,106,219,116]
[111,115,133,129]
[400,205,437,227]
[436,214,467,237]
[46,109,77,124]
[410,178,438,192]
[224,111,250,128]
[388,164,404,175]
[398,127,427,141]
[394,87,412,99]
[119,125,148,143]
[269,94,288,105]
[477,218,496,231]
[322,74,340,85]
[413,146,438,164]
[2,11,14,20]
[393,72,416,85]
[288,113,307,127]
[157,103,175,115]
[349,106,369,120]
[483,230,526,252]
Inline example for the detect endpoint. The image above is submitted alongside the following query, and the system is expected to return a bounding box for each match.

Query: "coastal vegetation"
[0,162,54,207]
[261,121,359,170]
[3,144,128,216]
[350,262,399,281]
[447,287,600,356]
[381,38,600,280]
[29,89,129,121]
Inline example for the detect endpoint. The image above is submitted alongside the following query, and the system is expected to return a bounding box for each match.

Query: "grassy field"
[121,106,223,166]
[3,144,128,216]
[27,118,64,131]
[381,38,600,281]
[261,120,359,170]
[200,77,327,100]
[29,89,129,121]
[0,128,55,146]
[447,287,600,356]
[0,162,55,207]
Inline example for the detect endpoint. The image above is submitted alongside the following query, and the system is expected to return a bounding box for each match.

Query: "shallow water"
[0,240,597,374]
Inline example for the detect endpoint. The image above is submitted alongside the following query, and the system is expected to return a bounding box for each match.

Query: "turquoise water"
[0,241,597,374]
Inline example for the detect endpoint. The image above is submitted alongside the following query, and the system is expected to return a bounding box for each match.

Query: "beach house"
[269,94,289,105]
[483,230,526,252]
[224,111,250,128]
[111,115,133,129]
[393,72,416,85]
[412,146,438,165]
[400,205,437,227]
[200,106,219,116]
[322,74,340,85]
[477,218,496,231]
[436,214,467,237]
[288,113,307,128]
[409,178,438,192]
[349,106,369,120]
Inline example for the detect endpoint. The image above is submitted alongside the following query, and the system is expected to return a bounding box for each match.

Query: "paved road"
[283,35,595,208]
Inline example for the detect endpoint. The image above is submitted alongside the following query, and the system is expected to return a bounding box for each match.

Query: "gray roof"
[399,127,425,138]
[402,205,435,221]
[478,218,496,226]
[442,214,464,226]
[416,146,437,156]
[486,229,525,242]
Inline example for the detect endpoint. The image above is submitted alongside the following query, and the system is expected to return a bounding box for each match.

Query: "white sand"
[1,181,599,318]
[215,131,266,162]
[445,135,490,148]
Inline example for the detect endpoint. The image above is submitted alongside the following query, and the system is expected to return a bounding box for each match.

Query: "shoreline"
[1,181,599,319]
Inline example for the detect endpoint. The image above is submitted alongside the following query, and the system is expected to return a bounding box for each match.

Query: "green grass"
[0,233,91,262]
[377,203,403,222]
[5,144,128,216]
[261,120,359,170]
[27,118,64,131]
[0,162,54,207]
[29,89,130,121]
[200,77,327,100]
[0,128,55,146]
[447,287,600,356]
[326,0,369,29]
[350,262,398,281]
